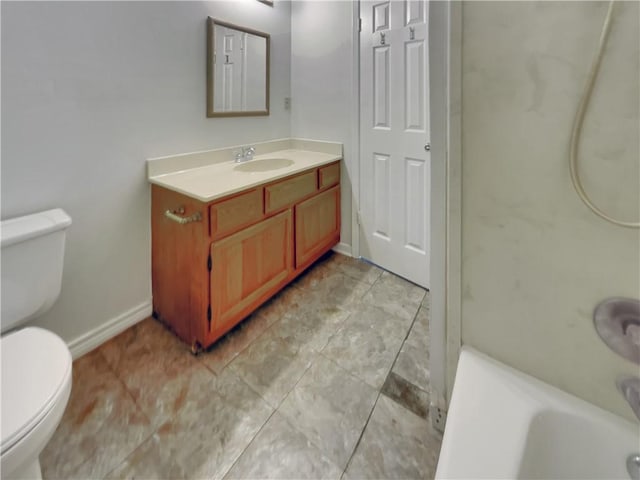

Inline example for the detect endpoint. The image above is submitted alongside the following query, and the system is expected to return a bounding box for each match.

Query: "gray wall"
[290,1,356,251]
[1,1,292,345]
[460,1,639,420]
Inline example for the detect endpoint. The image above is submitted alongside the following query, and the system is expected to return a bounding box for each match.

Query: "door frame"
[350,0,361,260]
[349,0,462,416]
[426,0,462,414]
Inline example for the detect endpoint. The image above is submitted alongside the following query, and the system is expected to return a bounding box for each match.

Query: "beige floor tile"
[422,289,431,309]
[252,284,311,324]
[228,327,315,408]
[198,312,272,375]
[362,271,426,322]
[41,261,441,480]
[345,395,442,480]
[323,252,384,285]
[104,433,188,480]
[293,265,372,311]
[381,371,430,419]
[277,303,351,353]
[407,305,430,351]
[322,305,406,390]
[99,329,211,427]
[107,368,274,480]
[41,350,153,479]
[100,318,189,367]
[393,341,430,392]
[224,412,342,480]
[278,356,378,469]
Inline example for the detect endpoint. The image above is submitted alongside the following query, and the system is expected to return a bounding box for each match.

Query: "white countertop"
[148,148,341,203]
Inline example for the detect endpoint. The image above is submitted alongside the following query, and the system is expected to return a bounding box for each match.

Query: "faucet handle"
[243,146,256,160]
[617,376,640,421]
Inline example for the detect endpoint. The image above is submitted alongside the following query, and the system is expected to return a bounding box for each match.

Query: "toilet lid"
[1,327,72,453]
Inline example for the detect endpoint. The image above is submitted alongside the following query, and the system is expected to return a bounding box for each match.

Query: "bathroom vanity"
[148,141,341,352]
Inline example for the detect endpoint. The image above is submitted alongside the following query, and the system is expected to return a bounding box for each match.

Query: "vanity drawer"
[210,188,264,239]
[265,171,317,214]
[318,162,340,190]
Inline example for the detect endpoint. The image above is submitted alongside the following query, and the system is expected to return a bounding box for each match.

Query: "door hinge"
[356,211,362,226]
[358,18,362,32]
[207,255,212,271]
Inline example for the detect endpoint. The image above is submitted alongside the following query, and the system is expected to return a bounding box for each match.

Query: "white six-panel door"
[214,27,244,112]
[359,0,430,288]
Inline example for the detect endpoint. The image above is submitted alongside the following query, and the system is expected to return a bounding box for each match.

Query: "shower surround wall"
[460,1,639,421]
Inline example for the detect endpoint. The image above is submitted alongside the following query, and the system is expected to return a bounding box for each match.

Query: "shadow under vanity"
[147,140,342,352]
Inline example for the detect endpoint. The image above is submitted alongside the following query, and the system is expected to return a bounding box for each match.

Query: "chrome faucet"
[618,377,640,422]
[592,297,640,421]
[233,146,256,163]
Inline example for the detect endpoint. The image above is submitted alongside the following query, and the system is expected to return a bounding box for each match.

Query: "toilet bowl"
[1,328,72,479]
[0,209,73,479]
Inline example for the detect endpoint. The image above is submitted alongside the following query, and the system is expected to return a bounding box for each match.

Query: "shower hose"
[569,0,640,228]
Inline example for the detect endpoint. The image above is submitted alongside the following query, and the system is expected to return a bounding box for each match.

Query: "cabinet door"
[295,185,341,269]
[209,209,293,337]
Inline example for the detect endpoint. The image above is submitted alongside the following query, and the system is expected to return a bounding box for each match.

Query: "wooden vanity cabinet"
[209,210,293,341]
[151,161,340,352]
[295,185,340,270]
[209,188,263,240]
[151,186,210,346]
[265,170,317,214]
[318,163,340,190]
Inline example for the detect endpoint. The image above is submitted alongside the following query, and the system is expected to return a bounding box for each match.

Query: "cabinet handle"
[165,209,202,225]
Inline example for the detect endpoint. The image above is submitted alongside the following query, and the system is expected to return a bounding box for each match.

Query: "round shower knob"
[593,297,640,364]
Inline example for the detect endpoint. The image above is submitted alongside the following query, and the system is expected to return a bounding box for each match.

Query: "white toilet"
[1,209,73,479]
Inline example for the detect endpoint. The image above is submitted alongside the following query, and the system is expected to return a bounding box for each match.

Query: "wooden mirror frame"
[206,17,270,118]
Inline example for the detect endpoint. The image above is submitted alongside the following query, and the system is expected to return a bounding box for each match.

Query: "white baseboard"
[332,242,353,257]
[67,300,152,359]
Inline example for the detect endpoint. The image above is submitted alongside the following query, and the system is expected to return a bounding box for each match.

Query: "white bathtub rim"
[435,346,637,479]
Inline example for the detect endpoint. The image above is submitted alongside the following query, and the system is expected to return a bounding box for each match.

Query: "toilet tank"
[1,209,72,333]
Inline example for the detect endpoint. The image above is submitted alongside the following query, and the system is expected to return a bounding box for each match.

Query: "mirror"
[207,17,270,117]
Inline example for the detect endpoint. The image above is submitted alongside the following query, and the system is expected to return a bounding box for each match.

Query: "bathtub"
[435,347,639,479]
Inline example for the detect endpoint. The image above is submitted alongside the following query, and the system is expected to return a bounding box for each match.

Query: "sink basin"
[233,158,294,173]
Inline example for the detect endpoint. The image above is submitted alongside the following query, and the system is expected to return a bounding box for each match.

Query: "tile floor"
[41,252,442,479]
